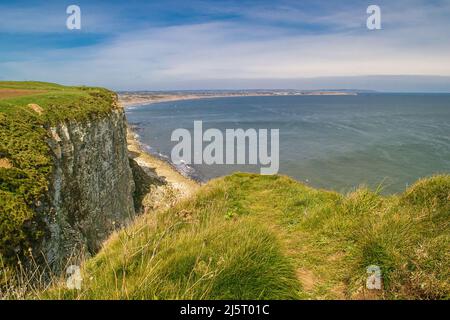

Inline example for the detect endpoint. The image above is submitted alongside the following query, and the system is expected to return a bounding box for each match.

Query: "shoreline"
[122,93,235,192]
[120,93,271,108]
[120,91,359,199]
[126,124,200,205]
[119,91,357,108]
[122,94,212,190]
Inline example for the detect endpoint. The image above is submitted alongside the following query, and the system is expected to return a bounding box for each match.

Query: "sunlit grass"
[37,173,449,300]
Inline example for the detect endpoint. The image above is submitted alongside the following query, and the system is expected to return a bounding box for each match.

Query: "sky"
[1,0,450,91]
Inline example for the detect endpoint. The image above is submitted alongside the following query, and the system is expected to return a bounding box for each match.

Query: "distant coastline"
[119,90,357,108]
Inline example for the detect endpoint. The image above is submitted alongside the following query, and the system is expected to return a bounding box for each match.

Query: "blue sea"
[126,94,450,194]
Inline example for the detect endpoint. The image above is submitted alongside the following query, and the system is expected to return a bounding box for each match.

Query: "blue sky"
[1,0,450,91]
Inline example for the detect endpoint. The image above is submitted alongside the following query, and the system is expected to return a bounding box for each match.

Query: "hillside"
[44,173,449,300]
[0,82,136,274]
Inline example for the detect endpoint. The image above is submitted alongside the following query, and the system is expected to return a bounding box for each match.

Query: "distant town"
[118,89,359,107]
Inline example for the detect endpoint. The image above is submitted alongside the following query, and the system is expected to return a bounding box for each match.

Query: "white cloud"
[1,0,450,90]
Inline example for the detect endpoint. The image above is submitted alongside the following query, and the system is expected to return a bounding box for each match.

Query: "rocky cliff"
[0,83,136,272]
[44,108,135,268]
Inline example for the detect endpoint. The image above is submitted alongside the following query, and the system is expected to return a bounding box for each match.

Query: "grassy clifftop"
[2,82,448,299]
[45,173,449,300]
[0,81,117,266]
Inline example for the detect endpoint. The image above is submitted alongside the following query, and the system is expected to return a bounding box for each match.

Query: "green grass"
[1,81,448,299]
[42,173,449,300]
[0,81,118,267]
[0,81,67,91]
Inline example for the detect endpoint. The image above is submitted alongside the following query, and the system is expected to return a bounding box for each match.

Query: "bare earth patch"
[296,268,317,291]
[28,103,44,115]
[0,89,47,100]
[0,158,13,169]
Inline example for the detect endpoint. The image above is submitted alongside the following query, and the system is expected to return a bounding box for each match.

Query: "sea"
[125,93,450,194]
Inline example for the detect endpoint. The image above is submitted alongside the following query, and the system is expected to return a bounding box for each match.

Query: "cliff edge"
[0,82,136,271]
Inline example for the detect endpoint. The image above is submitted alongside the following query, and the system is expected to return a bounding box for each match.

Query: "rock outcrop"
[43,107,135,268]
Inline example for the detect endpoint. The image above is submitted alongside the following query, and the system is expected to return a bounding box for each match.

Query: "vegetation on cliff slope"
[0,81,117,267]
[43,173,449,300]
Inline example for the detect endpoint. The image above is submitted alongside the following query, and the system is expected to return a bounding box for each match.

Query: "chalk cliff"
[0,83,136,272]
[43,107,135,268]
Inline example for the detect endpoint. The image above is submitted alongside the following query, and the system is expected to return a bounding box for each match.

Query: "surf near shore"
[121,96,202,211]
[120,91,278,188]
[126,125,199,204]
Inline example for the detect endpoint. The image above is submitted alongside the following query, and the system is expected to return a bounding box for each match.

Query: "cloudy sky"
[1,0,450,91]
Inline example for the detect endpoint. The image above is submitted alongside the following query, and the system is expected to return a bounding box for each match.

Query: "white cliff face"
[44,108,135,268]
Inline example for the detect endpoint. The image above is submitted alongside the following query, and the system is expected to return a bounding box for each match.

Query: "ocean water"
[126,94,450,194]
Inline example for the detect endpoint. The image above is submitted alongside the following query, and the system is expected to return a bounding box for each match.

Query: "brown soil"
[296,268,317,291]
[0,158,13,169]
[0,89,46,100]
[28,103,44,115]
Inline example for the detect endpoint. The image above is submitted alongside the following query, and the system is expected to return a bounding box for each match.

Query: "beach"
[123,96,201,209]
[119,91,356,108]
[127,128,199,195]
[120,93,218,107]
